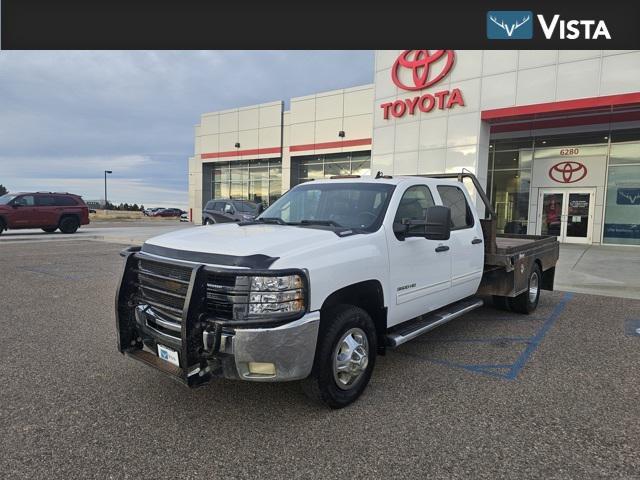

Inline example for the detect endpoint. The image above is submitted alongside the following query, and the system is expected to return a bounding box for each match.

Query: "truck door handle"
[471,238,483,244]
[435,245,449,252]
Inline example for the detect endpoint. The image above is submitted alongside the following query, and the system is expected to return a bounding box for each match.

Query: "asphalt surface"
[1,240,639,479]
[0,220,193,245]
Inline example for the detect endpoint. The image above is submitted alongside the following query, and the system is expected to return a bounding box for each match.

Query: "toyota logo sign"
[391,50,456,91]
[380,50,464,120]
[548,161,588,183]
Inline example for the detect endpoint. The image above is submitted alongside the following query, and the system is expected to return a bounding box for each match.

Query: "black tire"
[203,218,214,225]
[508,263,542,314]
[492,295,511,311]
[0,219,4,235]
[42,227,57,233]
[59,216,79,234]
[302,305,377,409]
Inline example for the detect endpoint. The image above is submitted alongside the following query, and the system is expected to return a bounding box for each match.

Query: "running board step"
[385,298,484,348]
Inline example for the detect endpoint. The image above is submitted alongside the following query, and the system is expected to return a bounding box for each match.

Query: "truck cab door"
[435,185,484,300]
[386,185,453,326]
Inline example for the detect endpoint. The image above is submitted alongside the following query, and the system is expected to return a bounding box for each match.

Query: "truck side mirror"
[424,205,451,241]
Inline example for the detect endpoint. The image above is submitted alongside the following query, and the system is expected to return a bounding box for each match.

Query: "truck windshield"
[259,182,395,232]
[0,194,18,205]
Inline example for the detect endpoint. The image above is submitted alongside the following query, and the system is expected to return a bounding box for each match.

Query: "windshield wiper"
[256,217,287,225]
[300,219,343,228]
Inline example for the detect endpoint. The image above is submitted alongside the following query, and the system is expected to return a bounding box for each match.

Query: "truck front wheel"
[509,263,542,314]
[303,305,377,409]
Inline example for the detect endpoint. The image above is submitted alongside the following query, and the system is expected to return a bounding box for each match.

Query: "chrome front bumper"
[211,311,320,382]
[134,305,320,383]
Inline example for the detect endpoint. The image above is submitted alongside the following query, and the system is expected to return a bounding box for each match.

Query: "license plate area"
[157,344,180,367]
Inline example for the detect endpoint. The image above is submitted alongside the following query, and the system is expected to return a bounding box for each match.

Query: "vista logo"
[487,11,533,39]
[538,15,611,39]
[487,11,611,40]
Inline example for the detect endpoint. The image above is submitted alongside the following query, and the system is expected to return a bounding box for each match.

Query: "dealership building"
[189,50,640,246]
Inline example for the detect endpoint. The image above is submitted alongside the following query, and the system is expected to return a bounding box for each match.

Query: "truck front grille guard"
[115,248,309,387]
[116,249,211,386]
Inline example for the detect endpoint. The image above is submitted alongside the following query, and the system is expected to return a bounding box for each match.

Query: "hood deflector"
[141,243,280,269]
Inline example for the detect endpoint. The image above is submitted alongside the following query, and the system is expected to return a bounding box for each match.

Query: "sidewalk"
[555,243,640,300]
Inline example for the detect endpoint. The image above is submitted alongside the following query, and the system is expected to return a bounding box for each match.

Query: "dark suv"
[202,199,262,225]
[0,192,90,235]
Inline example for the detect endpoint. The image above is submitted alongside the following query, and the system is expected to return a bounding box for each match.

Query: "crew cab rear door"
[435,184,484,300]
[386,184,454,326]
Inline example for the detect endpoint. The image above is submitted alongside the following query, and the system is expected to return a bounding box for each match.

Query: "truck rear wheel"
[509,264,542,314]
[302,305,377,409]
[492,295,511,311]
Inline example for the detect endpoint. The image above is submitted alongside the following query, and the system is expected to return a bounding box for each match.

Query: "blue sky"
[0,51,374,208]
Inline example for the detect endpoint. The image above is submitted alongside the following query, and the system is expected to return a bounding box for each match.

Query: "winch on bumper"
[115,247,319,387]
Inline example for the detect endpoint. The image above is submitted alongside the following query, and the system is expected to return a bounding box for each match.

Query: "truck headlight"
[248,274,306,316]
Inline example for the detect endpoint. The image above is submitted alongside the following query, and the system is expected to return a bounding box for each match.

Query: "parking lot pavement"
[0,221,193,245]
[556,243,640,300]
[2,240,639,479]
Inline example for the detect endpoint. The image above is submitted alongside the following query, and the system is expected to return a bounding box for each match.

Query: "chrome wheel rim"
[332,328,369,390]
[529,272,539,303]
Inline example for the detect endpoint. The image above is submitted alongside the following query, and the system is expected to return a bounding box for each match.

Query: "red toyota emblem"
[391,50,456,91]
[548,161,588,183]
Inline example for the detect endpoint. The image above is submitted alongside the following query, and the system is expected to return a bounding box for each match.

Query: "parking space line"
[396,292,574,380]
[504,292,574,380]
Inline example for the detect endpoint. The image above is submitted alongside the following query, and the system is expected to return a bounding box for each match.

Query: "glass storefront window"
[488,129,640,244]
[229,182,245,199]
[534,132,610,148]
[324,160,350,177]
[268,184,281,205]
[604,160,640,246]
[211,158,282,207]
[493,150,533,170]
[213,181,230,199]
[291,151,371,185]
[488,169,531,234]
[351,152,372,176]
[609,142,640,165]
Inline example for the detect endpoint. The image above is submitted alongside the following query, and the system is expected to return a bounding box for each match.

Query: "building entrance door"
[537,189,595,244]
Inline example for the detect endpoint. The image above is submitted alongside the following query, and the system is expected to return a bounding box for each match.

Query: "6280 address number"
[560,148,580,156]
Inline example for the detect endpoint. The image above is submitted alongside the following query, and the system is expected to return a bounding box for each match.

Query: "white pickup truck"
[116,173,559,408]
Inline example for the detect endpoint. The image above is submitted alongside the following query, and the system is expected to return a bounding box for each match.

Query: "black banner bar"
[2,0,639,50]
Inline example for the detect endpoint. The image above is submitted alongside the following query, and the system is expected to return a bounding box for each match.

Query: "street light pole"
[104,170,112,209]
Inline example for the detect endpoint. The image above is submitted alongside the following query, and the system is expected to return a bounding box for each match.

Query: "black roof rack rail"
[421,171,496,219]
[375,171,393,179]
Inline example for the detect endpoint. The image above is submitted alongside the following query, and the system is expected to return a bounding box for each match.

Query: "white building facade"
[190,50,640,246]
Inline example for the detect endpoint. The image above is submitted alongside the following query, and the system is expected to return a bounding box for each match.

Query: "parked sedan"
[202,199,262,224]
[154,208,183,217]
[143,207,163,216]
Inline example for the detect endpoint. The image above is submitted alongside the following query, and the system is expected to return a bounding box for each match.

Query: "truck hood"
[143,223,342,265]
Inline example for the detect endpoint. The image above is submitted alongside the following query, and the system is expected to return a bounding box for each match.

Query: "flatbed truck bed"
[424,173,560,299]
